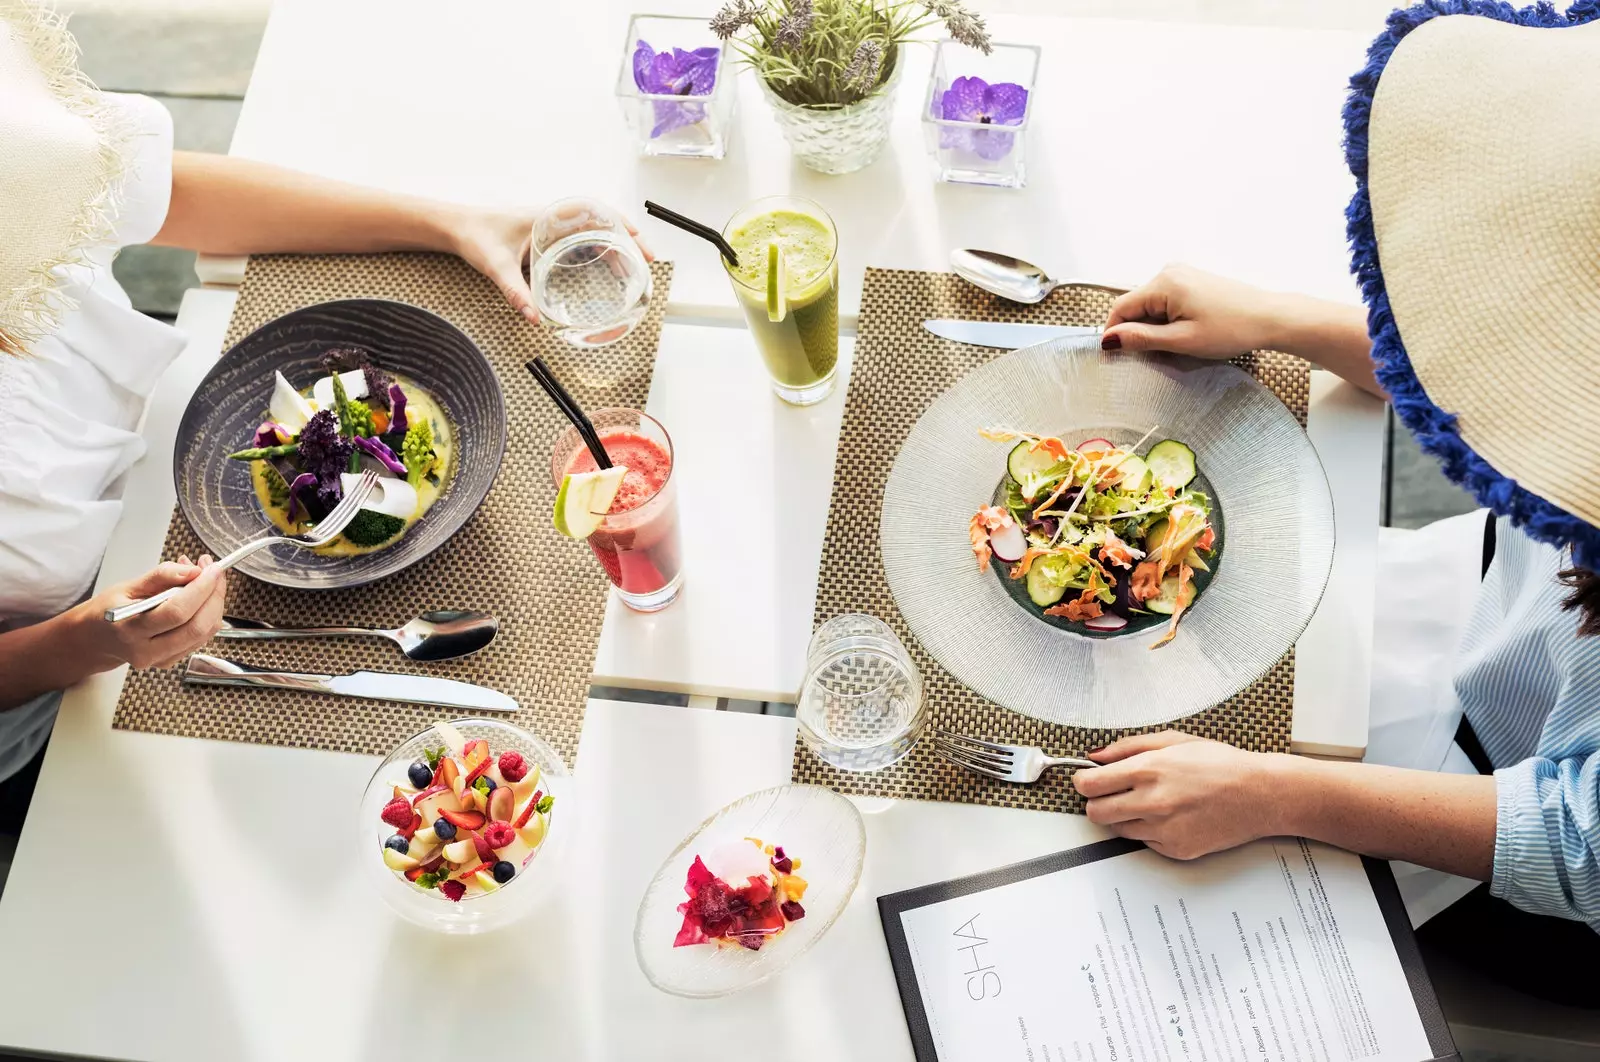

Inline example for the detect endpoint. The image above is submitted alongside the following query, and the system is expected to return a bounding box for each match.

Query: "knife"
[923,320,1102,349]
[183,654,518,713]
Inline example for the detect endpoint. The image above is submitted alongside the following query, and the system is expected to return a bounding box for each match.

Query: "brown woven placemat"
[792,268,1309,813]
[112,253,674,766]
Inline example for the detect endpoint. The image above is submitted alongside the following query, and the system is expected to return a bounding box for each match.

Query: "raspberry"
[483,821,516,850]
[439,879,466,902]
[380,798,413,829]
[497,751,527,782]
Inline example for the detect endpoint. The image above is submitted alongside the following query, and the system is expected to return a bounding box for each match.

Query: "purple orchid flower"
[632,40,720,138]
[938,75,1028,161]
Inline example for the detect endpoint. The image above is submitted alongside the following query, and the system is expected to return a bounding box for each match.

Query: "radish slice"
[989,521,1027,563]
[1084,613,1128,632]
[1077,437,1115,452]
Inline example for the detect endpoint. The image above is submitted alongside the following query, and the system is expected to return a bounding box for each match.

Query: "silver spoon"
[216,610,499,662]
[950,248,1126,304]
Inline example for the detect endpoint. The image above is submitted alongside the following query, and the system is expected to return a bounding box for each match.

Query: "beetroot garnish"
[771,846,793,874]
[781,900,806,922]
[692,881,734,928]
[736,934,765,952]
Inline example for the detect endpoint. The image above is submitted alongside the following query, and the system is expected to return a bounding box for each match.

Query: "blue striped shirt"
[1456,518,1600,926]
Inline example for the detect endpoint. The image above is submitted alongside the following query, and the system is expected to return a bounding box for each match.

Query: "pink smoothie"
[564,429,680,596]
[565,431,671,513]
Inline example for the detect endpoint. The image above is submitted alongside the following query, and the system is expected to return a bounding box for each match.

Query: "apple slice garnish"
[442,839,477,864]
[416,787,464,824]
[463,739,490,770]
[516,817,547,849]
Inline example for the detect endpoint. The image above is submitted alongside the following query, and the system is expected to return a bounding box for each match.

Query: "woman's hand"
[1101,264,1288,357]
[443,205,654,325]
[1072,730,1290,859]
[1101,264,1385,398]
[70,555,228,671]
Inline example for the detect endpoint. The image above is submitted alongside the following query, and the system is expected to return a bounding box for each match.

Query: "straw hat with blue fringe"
[1345,0,1600,566]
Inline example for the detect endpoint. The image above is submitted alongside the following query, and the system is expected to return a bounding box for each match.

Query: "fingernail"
[1100,334,1121,351]
[522,306,539,323]
[1087,746,1107,756]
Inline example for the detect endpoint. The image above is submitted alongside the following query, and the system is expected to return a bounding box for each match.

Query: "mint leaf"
[535,795,554,814]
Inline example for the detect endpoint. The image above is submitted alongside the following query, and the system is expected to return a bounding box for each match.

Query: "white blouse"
[0,92,185,629]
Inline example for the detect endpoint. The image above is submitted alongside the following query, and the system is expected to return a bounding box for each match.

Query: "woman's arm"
[152,153,649,322]
[1101,264,1384,399]
[0,558,226,711]
[1072,731,1495,879]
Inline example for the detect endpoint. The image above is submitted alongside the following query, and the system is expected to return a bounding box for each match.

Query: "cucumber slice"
[1144,518,1169,555]
[1026,564,1067,607]
[1112,453,1152,493]
[1145,440,1196,490]
[1007,439,1058,485]
[1144,574,1196,616]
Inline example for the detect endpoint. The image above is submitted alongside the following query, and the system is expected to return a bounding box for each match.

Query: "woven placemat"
[112,252,674,766]
[792,268,1309,813]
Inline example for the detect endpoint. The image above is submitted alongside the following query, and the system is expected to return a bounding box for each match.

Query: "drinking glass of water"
[530,198,653,348]
[798,614,926,772]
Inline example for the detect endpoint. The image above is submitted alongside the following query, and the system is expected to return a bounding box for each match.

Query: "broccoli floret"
[402,420,436,488]
[342,509,405,547]
[344,399,377,438]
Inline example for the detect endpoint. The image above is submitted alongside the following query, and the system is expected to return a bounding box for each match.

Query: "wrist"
[1255,753,1322,837]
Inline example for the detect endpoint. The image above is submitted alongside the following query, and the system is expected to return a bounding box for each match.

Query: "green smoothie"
[724,203,839,403]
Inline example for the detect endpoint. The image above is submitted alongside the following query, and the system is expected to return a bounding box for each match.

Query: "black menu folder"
[879,838,1459,1062]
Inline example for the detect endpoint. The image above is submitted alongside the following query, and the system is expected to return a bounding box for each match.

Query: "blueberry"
[481,777,497,792]
[384,835,410,854]
[407,761,433,789]
[433,818,458,841]
[492,860,515,884]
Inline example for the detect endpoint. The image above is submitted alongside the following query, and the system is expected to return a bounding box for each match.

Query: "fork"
[934,728,1099,783]
[105,471,380,623]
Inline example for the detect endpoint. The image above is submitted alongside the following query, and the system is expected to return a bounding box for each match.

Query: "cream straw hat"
[1345,0,1600,566]
[0,0,134,356]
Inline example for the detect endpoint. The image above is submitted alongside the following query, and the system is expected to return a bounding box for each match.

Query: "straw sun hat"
[1345,0,1600,566]
[0,0,134,356]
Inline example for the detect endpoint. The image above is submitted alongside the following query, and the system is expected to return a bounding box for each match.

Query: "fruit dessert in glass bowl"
[359,719,571,933]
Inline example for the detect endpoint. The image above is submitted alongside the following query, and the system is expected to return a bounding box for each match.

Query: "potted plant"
[711,0,991,175]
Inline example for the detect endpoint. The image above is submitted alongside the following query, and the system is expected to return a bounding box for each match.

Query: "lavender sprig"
[842,38,884,92]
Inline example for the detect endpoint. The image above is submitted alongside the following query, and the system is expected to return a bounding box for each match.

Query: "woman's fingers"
[1103,318,1203,354]
[125,562,224,637]
[1105,281,1174,331]
[621,214,656,262]
[1089,729,1198,764]
[1084,791,1148,826]
[1072,759,1143,798]
[146,567,228,667]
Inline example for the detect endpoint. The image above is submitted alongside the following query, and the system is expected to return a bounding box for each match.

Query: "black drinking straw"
[644,200,739,268]
[525,357,612,470]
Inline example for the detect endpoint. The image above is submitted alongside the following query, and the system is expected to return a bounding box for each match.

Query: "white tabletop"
[0,7,1390,1058]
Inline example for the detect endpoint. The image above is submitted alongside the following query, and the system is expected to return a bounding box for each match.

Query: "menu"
[879,838,1456,1062]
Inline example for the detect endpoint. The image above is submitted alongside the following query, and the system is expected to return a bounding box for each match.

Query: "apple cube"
[412,826,439,849]
[382,848,420,872]
[487,786,514,823]
[516,816,547,849]
[415,787,464,824]
[443,839,477,864]
[473,870,499,894]
[406,840,441,864]
[505,764,541,801]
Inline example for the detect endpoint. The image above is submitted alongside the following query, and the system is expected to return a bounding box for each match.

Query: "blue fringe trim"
[1344,0,1600,567]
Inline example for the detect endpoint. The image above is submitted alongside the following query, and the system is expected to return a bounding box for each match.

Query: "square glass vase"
[921,40,1040,188]
[616,14,734,159]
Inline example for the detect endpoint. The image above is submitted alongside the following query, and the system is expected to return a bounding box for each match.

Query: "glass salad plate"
[880,336,1334,730]
[173,299,507,590]
[633,785,866,998]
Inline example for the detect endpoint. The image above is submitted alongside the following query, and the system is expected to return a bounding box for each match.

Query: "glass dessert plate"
[634,784,866,998]
[359,718,573,934]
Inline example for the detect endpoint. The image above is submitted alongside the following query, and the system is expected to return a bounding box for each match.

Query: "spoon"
[216,610,500,662]
[950,248,1126,304]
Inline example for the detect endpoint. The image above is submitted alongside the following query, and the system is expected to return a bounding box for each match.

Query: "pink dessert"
[673,837,808,952]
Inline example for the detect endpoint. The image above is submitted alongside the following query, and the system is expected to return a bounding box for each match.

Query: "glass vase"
[615,14,734,159]
[921,40,1039,188]
[759,60,903,176]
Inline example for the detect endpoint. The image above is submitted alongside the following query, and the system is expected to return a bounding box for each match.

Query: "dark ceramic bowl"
[173,299,506,589]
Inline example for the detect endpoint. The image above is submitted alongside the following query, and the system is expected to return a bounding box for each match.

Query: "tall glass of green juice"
[722,196,840,406]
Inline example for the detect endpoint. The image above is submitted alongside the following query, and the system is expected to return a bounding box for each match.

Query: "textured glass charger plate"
[880,336,1334,729]
[633,785,866,998]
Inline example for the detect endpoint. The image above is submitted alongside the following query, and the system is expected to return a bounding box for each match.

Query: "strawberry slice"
[439,808,486,831]
[513,790,543,829]
[467,861,496,877]
[405,865,426,882]
[398,812,421,840]
[462,756,494,789]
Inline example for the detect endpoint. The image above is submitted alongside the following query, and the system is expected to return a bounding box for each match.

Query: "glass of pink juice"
[549,408,683,612]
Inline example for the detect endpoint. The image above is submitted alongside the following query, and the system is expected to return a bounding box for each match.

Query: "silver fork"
[105,470,380,623]
[934,728,1099,783]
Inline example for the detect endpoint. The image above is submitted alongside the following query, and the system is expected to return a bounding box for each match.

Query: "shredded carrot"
[1009,548,1055,580]
[1045,591,1104,621]
[1130,559,1162,603]
[1099,531,1143,570]
[372,409,390,434]
[1195,525,1216,552]
[1149,564,1195,649]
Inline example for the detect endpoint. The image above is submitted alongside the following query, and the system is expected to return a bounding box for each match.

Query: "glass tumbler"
[531,198,653,349]
[549,408,684,613]
[797,614,926,772]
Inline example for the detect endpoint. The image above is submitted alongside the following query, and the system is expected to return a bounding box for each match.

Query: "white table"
[0,7,1386,1059]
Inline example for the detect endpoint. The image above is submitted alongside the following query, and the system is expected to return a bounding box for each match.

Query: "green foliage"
[711,0,990,108]
[344,399,377,438]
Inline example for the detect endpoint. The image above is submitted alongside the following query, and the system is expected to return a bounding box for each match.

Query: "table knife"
[183,654,518,713]
[922,320,1102,349]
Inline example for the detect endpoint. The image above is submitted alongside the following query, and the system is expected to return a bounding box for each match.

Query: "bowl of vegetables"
[172,299,506,589]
